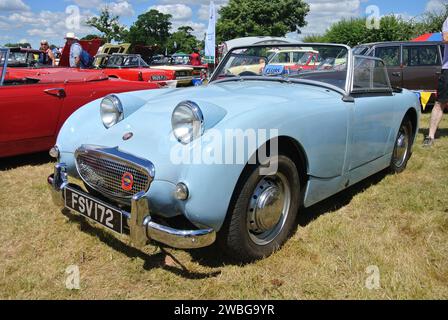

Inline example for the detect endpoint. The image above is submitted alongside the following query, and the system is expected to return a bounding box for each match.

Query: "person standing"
[423,18,448,147]
[64,32,82,68]
[39,40,55,66]
[190,48,202,66]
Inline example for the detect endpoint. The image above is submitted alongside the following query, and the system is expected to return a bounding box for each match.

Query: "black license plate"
[65,187,123,234]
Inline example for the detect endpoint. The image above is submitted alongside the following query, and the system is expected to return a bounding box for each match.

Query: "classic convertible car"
[0,48,160,158]
[48,43,420,262]
[93,53,177,87]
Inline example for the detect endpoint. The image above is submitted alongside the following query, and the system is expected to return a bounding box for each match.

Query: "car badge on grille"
[121,172,134,191]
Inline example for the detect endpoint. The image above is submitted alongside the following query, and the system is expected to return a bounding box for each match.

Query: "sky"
[0,0,446,48]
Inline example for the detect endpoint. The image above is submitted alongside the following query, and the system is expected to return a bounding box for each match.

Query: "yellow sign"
[420,92,433,111]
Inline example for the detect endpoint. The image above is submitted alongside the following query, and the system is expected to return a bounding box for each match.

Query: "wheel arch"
[404,107,418,141]
[227,136,309,219]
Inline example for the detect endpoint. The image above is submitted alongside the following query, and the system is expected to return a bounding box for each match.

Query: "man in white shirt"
[423,17,448,147]
[64,32,82,68]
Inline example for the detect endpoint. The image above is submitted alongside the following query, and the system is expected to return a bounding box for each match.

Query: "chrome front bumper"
[48,163,216,250]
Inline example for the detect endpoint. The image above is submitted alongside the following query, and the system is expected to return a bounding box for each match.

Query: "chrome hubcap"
[247,174,291,246]
[393,126,409,168]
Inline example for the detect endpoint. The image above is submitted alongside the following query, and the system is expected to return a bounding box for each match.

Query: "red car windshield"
[106,55,149,68]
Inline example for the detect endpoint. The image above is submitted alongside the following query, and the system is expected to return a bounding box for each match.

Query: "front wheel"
[218,155,300,262]
[390,117,414,174]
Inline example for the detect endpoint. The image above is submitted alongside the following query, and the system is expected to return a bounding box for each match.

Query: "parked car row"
[0,48,158,158]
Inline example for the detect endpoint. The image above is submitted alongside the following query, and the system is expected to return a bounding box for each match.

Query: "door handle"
[44,88,66,98]
[436,71,441,75]
[392,72,401,77]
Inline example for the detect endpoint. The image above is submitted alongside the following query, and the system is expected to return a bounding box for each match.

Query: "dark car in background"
[7,47,41,67]
[354,41,443,105]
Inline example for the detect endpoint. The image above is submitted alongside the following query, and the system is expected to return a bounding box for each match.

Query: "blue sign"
[263,64,286,76]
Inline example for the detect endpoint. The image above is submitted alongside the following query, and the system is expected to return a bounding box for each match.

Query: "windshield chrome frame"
[210,43,354,95]
[0,47,9,86]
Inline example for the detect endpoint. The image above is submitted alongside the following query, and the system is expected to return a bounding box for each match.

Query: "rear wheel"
[390,117,413,174]
[219,155,300,262]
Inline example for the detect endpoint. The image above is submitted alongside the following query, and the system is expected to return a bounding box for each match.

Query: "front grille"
[176,71,190,77]
[76,148,152,200]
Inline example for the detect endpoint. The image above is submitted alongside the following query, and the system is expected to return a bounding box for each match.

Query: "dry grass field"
[0,113,447,300]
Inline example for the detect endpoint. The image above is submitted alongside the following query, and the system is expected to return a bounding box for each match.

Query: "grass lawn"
[0,113,447,300]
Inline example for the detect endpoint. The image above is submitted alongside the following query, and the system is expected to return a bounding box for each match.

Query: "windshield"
[9,52,27,64]
[106,55,149,68]
[213,44,349,90]
[172,55,190,65]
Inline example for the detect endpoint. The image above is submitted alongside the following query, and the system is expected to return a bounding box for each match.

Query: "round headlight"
[101,95,124,129]
[171,101,204,144]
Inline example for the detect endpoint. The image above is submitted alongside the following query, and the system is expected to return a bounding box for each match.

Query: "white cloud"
[150,4,193,21]
[425,0,446,13]
[104,1,134,17]
[0,9,95,45]
[157,0,228,5]
[0,0,29,11]
[292,0,363,39]
[72,0,104,9]
[73,0,134,17]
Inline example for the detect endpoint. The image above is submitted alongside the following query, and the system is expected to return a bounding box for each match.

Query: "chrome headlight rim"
[100,94,124,129]
[171,100,204,145]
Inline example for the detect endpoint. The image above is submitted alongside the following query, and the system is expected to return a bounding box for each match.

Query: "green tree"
[415,4,448,34]
[126,9,172,51]
[302,34,328,43]
[166,26,199,54]
[86,7,127,43]
[4,42,31,48]
[318,15,417,47]
[216,0,310,42]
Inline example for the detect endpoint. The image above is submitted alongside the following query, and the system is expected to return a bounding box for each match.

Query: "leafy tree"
[317,15,417,47]
[302,34,328,43]
[308,5,448,47]
[126,9,172,51]
[415,4,448,34]
[216,0,310,42]
[4,42,31,48]
[86,7,127,43]
[166,26,200,54]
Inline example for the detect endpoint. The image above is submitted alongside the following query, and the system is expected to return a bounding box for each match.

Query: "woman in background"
[39,40,55,66]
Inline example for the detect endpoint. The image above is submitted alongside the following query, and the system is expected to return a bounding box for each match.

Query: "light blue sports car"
[48,43,420,262]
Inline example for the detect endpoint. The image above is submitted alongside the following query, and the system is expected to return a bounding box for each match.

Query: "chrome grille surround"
[75,145,155,200]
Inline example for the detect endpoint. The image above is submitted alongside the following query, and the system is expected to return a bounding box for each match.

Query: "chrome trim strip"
[146,219,216,250]
[0,48,9,86]
[130,192,150,248]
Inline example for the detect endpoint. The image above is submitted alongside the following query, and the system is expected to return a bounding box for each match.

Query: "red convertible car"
[0,48,159,158]
[94,53,177,87]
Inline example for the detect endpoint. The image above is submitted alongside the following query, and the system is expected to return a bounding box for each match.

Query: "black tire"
[390,116,414,174]
[218,155,300,262]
